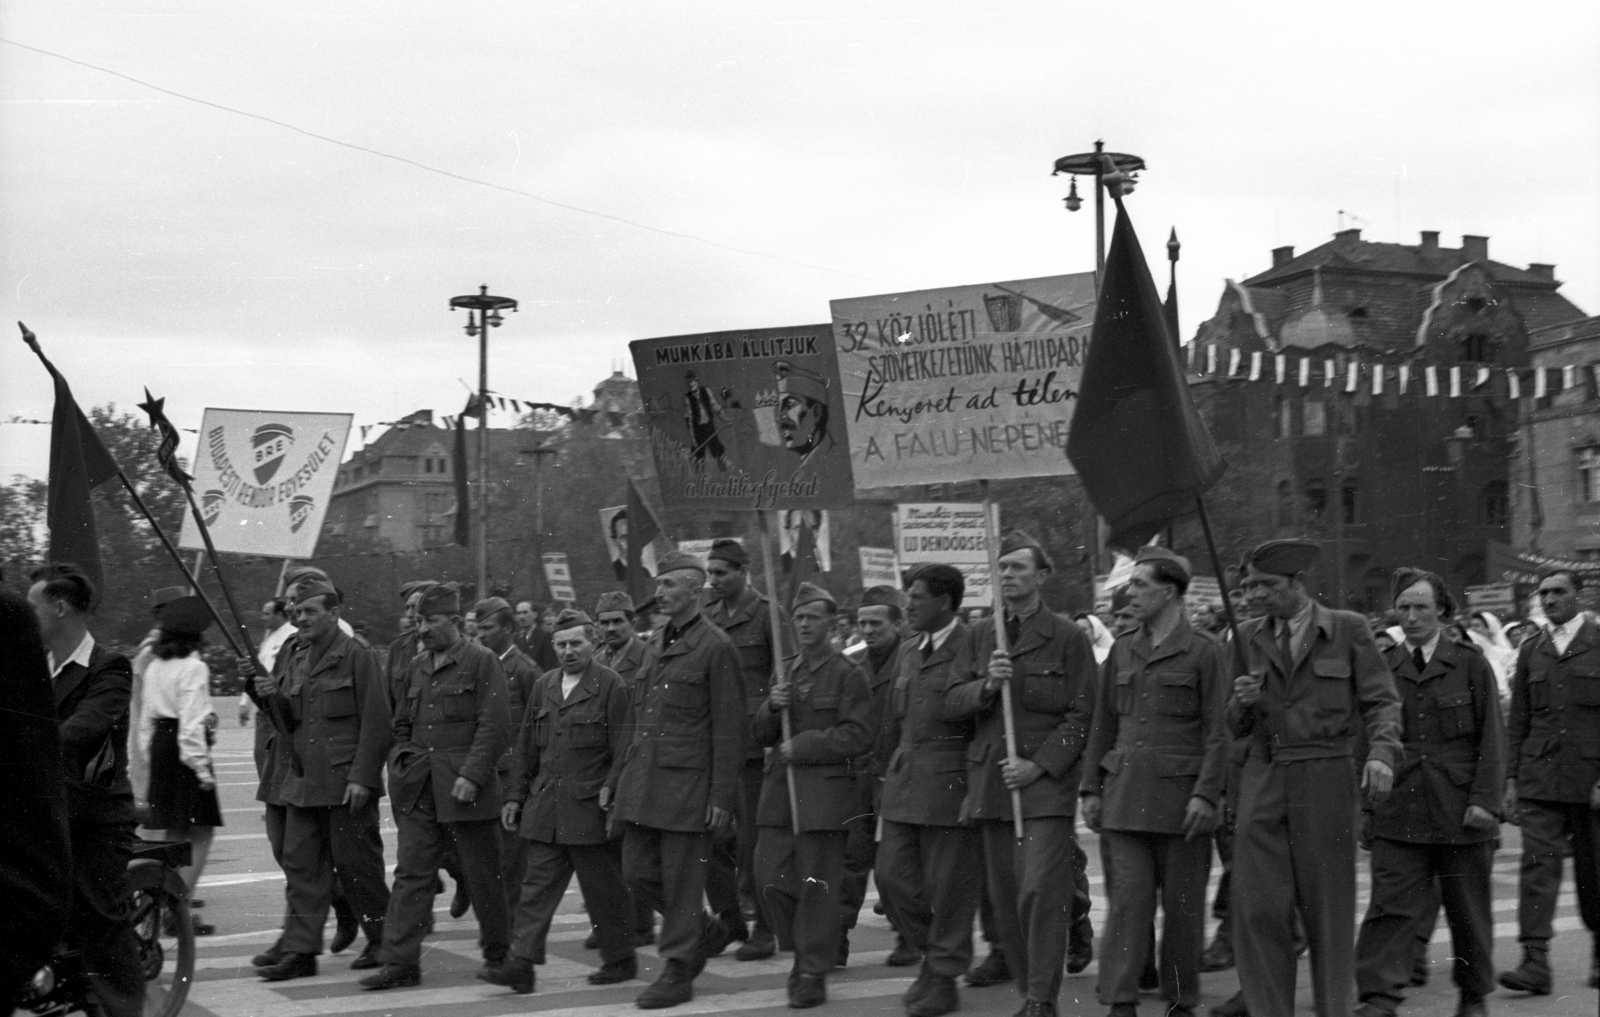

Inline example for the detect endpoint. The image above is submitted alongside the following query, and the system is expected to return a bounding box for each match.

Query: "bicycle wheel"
[126,860,194,1017]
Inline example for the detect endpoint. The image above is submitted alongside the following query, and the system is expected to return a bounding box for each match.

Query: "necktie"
[1277,620,1293,668]
[1005,612,1021,649]
[1413,646,1426,674]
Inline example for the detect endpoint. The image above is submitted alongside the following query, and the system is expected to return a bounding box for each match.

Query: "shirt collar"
[49,631,95,678]
[1553,613,1585,641]
[922,616,960,652]
[1405,631,1441,663]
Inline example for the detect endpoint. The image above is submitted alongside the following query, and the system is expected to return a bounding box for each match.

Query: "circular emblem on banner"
[251,423,296,485]
[201,489,226,526]
[289,495,315,533]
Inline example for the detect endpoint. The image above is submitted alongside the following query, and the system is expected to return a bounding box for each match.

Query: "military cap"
[859,585,904,610]
[150,585,190,614]
[707,538,749,567]
[774,360,829,405]
[283,565,331,586]
[292,579,340,605]
[998,529,1054,571]
[792,581,837,611]
[594,591,634,618]
[398,579,435,601]
[416,582,461,617]
[474,596,513,623]
[156,595,213,636]
[654,548,706,576]
[552,608,592,632]
[1245,538,1321,577]
[1134,545,1192,584]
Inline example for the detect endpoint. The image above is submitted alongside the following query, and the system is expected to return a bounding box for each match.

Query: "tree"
[0,473,47,578]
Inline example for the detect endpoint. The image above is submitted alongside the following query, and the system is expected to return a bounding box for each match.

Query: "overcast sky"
[3,0,1596,481]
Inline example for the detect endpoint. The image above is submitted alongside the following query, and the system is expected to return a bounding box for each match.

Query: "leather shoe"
[700,912,735,959]
[788,973,826,1009]
[1106,1004,1137,1017]
[965,950,1011,987]
[258,953,317,982]
[449,883,471,919]
[635,959,694,1009]
[1138,957,1159,991]
[886,934,921,967]
[349,941,383,971]
[330,902,359,954]
[192,920,216,936]
[1209,991,1248,1017]
[902,969,933,1006]
[1014,1000,1057,1017]
[908,974,959,1017]
[1198,934,1233,972]
[1452,999,1487,1017]
[1066,935,1094,975]
[251,941,284,968]
[736,929,776,961]
[836,932,849,968]
[360,964,421,991]
[1496,951,1551,995]
[588,955,638,985]
[476,956,534,994]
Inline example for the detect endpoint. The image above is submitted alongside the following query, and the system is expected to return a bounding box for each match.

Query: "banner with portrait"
[777,509,831,572]
[598,505,666,581]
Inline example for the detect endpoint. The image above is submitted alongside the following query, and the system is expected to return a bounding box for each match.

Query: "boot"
[908,974,959,1017]
[258,952,317,982]
[359,963,421,991]
[701,911,737,958]
[588,955,638,985]
[965,949,1011,987]
[251,940,285,968]
[1018,1001,1058,1017]
[886,933,921,967]
[902,967,934,1006]
[836,929,849,968]
[1496,946,1551,995]
[350,939,383,971]
[1067,920,1095,974]
[449,881,471,919]
[330,898,360,954]
[788,973,826,1009]
[635,958,695,1009]
[1209,991,1248,1017]
[736,927,776,961]
[1198,930,1233,972]
[476,956,534,994]
[1138,954,1159,991]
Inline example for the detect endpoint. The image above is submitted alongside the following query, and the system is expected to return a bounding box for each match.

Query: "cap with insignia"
[707,539,749,567]
[416,582,461,617]
[792,581,837,611]
[654,548,706,576]
[292,579,340,605]
[552,608,592,632]
[1245,538,1321,577]
[156,595,213,636]
[859,585,904,610]
[1134,545,1192,584]
[998,529,1054,571]
[594,591,634,618]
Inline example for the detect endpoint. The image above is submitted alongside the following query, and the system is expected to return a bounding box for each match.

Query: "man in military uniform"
[1228,539,1403,1017]
[1081,547,1228,1017]
[256,579,393,980]
[702,537,778,959]
[361,583,512,991]
[1500,567,1600,994]
[596,591,649,690]
[876,563,981,1017]
[753,582,876,1008]
[1353,569,1503,1017]
[610,549,746,1009]
[386,581,433,708]
[481,610,638,994]
[840,585,912,966]
[475,597,542,918]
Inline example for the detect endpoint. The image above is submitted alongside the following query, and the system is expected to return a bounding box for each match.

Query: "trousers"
[500,827,528,916]
[1099,829,1211,1007]
[622,823,709,966]
[512,838,634,965]
[838,776,876,931]
[1514,797,1600,946]
[1232,757,1359,1017]
[706,759,770,934]
[69,824,144,1017]
[876,820,980,978]
[279,799,390,954]
[1355,838,1494,1006]
[378,785,508,967]
[980,816,1079,1004]
[753,828,846,976]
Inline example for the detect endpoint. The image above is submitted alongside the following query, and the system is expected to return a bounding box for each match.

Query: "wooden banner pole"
[758,511,803,837]
[980,480,1026,840]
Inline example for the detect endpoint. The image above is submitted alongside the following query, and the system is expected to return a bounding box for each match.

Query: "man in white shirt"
[240,599,294,725]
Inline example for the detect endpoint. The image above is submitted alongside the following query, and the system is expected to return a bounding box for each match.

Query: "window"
[1276,480,1295,527]
[1460,333,1490,363]
[1305,479,1327,520]
[1579,447,1600,503]
[1303,400,1326,436]
[1362,568,1390,614]
[1481,481,1509,526]
[424,459,433,474]
[1272,395,1286,439]
[1341,481,1359,525]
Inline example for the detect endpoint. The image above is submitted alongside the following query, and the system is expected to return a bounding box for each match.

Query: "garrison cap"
[998,529,1054,571]
[552,608,592,632]
[859,585,904,611]
[1245,538,1321,577]
[792,581,837,611]
[398,579,435,601]
[416,582,461,617]
[474,596,512,621]
[283,565,331,586]
[292,579,340,605]
[594,591,634,618]
[654,549,706,576]
[1134,545,1192,584]
[156,596,213,636]
[707,539,749,567]
[774,360,829,405]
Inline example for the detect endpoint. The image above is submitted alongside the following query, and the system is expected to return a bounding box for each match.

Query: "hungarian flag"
[452,395,475,547]
[1066,202,1226,551]
[21,324,121,598]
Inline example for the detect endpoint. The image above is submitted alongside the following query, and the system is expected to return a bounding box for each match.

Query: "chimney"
[1462,235,1489,262]
[1333,228,1362,247]
[1527,263,1556,281]
[1419,230,1439,252]
[1272,245,1295,267]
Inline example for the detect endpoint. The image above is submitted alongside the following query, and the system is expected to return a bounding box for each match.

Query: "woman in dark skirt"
[135,595,222,928]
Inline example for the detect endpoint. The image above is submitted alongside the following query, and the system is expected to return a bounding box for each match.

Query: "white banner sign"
[1187,575,1223,610]
[676,538,720,564]
[179,408,352,559]
[858,547,900,590]
[893,503,995,608]
[1466,582,1516,615]
[542,552,576,602]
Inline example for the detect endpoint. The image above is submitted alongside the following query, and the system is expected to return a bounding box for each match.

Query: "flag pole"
[758,510,803,838]
[1195,495,1247,674]
[980,480,1026,840]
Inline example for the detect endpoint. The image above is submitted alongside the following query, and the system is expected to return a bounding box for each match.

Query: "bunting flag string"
[356,390,636,444]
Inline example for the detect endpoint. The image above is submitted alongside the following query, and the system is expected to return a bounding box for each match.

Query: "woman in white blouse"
[136,595,223,928]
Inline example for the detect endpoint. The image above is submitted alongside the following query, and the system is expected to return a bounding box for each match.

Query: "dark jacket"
[515,626,560,673]
[1506,617,1600,804]
[950,608,1097,822]
[705,586,777,754]
[612,614,746,833]
[54,641,137,829]
[598,636,648,689]
[751,648,875,832]
[385,631,422,712]
[1372,636,1504,843]
[389,636,511,822]
[1081,615,1229,835]
[849,636,904,807]
[494,643,541,772]
[1227,601,1403,771]
[508,660,633,845]
[270,631,392,807]
[879,622,977,827]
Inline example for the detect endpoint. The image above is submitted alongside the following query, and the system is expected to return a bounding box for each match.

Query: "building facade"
[1513,315,1600,558]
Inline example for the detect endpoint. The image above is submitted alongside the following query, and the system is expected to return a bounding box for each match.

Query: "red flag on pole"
[20,324,121,598]
[1066,201,1226,551]
[625,477,664,606]
[452,395,474,547]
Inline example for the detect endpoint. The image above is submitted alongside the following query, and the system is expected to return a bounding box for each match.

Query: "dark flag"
[1066,202,1226,551]
[787,517,819,609]
[452,396,474,547]
[1164,227,1181,350]
[137,388,192,485]
[625,477,663,606]
[20,323,121,598]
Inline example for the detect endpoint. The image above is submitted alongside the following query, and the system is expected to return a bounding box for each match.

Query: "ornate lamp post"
[1052,140,1145,287]
[449,284,518,596]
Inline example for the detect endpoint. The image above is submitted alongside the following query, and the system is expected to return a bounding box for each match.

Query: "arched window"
[1341,480,1359,525]
[1276,480,1295,527]
[1480,480,1508,527]
[1305,479,1327,521]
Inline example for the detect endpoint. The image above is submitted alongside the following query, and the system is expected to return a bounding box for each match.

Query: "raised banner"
[542,552,576,603]
[179,408,352,558]
[630,325,855,509]
[893,502,995,608]
[831,273,1096,487]
[858,547,899,589]
[598,505,664,580]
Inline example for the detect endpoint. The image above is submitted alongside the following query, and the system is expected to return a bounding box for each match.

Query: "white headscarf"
[1466,611,1516,702]
[1077,614,1116,664]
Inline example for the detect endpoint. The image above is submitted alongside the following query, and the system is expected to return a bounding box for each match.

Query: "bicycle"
[17,838,196,1017]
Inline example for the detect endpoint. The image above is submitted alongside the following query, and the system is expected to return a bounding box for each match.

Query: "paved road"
[180,704,1599,1016]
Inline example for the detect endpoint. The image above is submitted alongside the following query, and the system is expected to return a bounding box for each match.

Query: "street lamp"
[449,284,519,598]
[1052,140,1146,286]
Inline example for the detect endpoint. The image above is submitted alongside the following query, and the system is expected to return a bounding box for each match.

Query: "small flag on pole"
[1449,367,1462,398]
[1249,351,1262,381]
[1275,354,1286,385]
[1298,357,1310,387]
[1426,367,1439,397]
[1508,370,1521,401]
